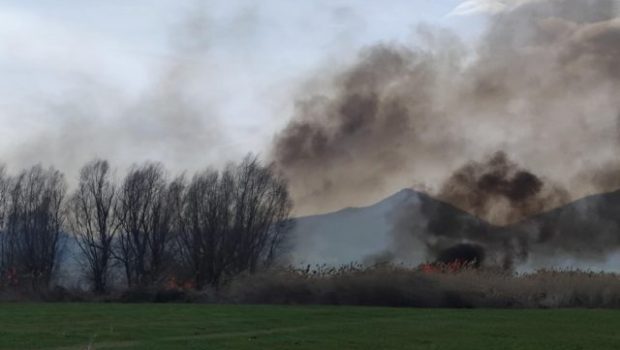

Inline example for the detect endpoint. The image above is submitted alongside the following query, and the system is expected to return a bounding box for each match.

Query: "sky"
[0,0,485,181]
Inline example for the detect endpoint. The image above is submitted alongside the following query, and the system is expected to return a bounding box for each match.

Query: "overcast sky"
[0,0,490,179]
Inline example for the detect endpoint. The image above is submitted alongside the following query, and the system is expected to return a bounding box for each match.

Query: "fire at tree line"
[0,155,293,294]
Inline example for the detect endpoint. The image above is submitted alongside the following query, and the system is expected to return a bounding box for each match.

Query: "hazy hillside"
[60,188,620,272]
[507,189,620,269]
[287,189,418,266]
[289,188,620,270]
[287,188,489,266]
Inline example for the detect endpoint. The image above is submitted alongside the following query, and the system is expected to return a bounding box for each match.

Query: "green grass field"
[1,304,619,350]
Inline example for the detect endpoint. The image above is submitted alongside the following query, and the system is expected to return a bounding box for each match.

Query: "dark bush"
[115,287,211,303]
[40,286,88,302]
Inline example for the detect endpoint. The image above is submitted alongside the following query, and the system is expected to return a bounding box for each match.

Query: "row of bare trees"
[0,155,293,293]
[0,165,66,290]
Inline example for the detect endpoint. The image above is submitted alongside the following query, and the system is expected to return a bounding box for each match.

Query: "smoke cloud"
[437,151,569,225]
[272,0,620,219]
[390,153,569,268]
[0,6,250,182]
[435,243,485,267]
[390,150,620,269]
[10,66,227,180]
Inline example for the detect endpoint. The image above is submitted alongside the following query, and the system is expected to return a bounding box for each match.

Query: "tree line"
[0,155,293,293]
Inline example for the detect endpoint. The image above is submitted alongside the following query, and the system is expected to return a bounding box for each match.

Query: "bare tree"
[67,160,117,293]
[115,163,175,287]
[4,165,66,289]
[177,155,293,288]
[176,169,228,288]
[228,156,293,274]
[0,165,12,281]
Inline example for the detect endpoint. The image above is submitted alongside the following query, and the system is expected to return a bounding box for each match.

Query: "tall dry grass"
[3,264,620,307]
[224,265,620,308]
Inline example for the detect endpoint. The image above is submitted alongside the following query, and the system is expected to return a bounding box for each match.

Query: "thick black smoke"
[272,0,620,267]
[438,151,569,226]
[272,0,620,218]
[391,152,569,268]
[436,244,485,268]
[391,150,620,268]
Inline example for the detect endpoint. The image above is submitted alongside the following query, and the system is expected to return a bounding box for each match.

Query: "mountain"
[287,188,620,269]
[287,188,489,266]
[60,188,620,276]
[287,189,411,266]
[507,189,620,261]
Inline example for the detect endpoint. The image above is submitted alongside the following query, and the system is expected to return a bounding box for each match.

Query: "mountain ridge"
[288,187,620,267]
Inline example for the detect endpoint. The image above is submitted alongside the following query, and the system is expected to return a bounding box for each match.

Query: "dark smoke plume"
[272,42,464,215]
[391,153,569,268]
[436,244,485,268]
[438,151,569,225]
[272,0,620,219]
[272,0,620,267]
[391,150,620,269]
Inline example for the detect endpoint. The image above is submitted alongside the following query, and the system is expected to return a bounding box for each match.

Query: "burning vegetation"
[436,244,485,268]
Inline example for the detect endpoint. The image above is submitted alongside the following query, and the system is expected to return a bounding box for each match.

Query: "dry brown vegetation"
[2,264,620,308]
[224,265,620,308]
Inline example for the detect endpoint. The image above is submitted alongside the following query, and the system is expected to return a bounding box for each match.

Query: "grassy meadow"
[0,304,619,349]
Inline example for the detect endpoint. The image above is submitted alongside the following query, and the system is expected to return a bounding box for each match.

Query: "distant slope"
[287,188,490,265]
[507,189,620,260]
[61,188,620,272]
[287,189,417,265]
[288,188,620,267]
